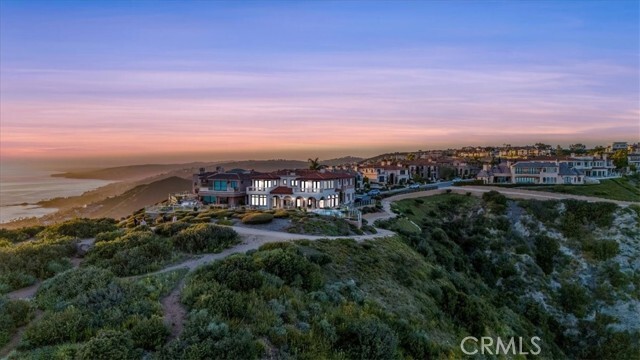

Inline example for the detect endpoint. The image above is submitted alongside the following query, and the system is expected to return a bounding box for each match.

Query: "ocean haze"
[0,163,114,223]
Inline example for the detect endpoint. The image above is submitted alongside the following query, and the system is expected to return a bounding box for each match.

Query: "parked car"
[409,183,420,189]
[368,189,381,196]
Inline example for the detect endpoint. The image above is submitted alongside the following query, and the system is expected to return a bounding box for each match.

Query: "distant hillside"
[320,156,363,165]
[52,162,220,181]
[53,158,364,182]
[84,176,191,219]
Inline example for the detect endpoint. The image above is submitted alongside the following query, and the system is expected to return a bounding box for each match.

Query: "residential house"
[193,167,255,207]
[477,161,584,184]
[359,162,410,185]
[246,169,356,209]
[562,155,615,178]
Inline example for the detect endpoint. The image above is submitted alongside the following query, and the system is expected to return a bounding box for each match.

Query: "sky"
[1,0,639,167]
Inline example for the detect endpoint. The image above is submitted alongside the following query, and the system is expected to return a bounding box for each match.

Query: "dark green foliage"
[557,281,592,318]
[16,267,178,357]
[535,235,560,274]
[242,212,274,224]
[39,218,117,239]
[583,238,619,261]
[36,266,114,310]
[125,315,169,351]
[0,236,76,293]
[85,231,174,276]
[336,317,399,360]
[22,306,90,347]
[287,216,361,236]
[482,190,508,214]
[158,310,262,360]
[0,298,34,348]
[154,222,191,237]
[0,226,43,243]
[77,330,138,360]
[172,224,239,253]
[94,230,124,243]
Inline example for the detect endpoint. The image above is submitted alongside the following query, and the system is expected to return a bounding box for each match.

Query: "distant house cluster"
[193,167,356,210]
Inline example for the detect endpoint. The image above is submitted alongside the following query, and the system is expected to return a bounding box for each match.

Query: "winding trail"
[2,185,629,353]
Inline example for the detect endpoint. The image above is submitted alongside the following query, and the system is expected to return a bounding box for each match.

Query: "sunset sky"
[1,0,638,167]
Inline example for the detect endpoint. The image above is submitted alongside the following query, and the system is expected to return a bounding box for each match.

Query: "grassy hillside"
[51,162,219,181]
[2,193,638,359]
[519,175,640,202]
[87,176,192,219]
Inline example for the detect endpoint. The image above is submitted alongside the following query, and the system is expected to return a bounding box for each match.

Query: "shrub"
[534,235,560,275]
[274,210,290,218]
[154,221,191,237]
[126,315,169,351]
[0,237,76,293]
[36,266,114,310]
[77,330,138,360]
[95,230,124,243]
[85,232,174,276]
[242,213,274,225]
[217,219,234,226]
[557,281,591,318]
[0,298,34,348]
[22,306,90,348]
[173,224,240,253]
[39,218,117,239]
[336,318,398,359]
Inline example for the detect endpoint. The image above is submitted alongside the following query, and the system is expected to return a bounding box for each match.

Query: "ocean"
[0,164,114,224]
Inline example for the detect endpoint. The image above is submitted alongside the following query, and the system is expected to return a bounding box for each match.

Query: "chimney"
[483,164,490,171]
[199,167,205,174]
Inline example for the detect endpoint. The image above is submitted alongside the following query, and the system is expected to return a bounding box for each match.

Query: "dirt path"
[456,186,637,206]
[0,310,43,359]
[5,238,95,301]
[161,279,187,341]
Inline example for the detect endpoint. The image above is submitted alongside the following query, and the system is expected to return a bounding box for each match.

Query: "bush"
[85,231,174,276]
[534,235,560,275]
[36,266,114,310]
[557,281,591,318]
[336,318,398,360]
[173,224,240,253]
[242,213,274,225]
[154,221,191,237]
[77,330,138,360]
[22,306,90,348]
[126,315,169,351]
[274,210,290,218]
[39,218,117,239]
[95,230,123,243]
[0,298,34,348]
[0,237,76,293]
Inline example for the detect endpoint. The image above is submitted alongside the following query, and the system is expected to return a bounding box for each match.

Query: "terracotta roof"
[253,169,354,180]
[270,186,294,195]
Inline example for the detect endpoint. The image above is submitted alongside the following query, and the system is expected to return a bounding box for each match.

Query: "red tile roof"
[270,186,294,195]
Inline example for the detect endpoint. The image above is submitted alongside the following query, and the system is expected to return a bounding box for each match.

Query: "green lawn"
[521,177,639,202]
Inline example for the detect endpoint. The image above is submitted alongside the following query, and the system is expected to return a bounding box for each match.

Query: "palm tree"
[308,157,322,170]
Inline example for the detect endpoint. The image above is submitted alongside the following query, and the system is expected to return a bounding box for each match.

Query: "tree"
[611,150,628,170]
[439,166,456,181]
[569,144,587,154]
[406,153,416,161]
[590,146,606,156]
[308,157,323,170]
[535,143,551,150]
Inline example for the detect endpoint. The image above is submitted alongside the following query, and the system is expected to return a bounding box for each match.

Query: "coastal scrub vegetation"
[2,194,638,359]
